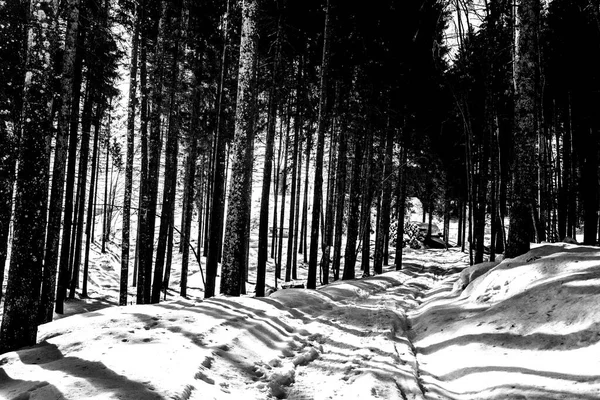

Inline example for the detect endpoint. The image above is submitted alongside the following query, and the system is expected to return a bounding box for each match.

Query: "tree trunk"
[120,6,139,306]
[285,61,302,283]
[360,133,373,277]
[69,82,96,299]
[506,0,540,258]
[0,0,54,352]
[56,8,85,313]
[257,21,281,296]
[307,0,331,290]
[136,6,150,301]
[332,120,346,281]
[83,104,103,298]
[395,142,408,270]
[343,135,363,279]
[152,0,183,303]
[205,0,231,298]
[277,109,290,281]
[40,0,81,320]
[220,0,258,296]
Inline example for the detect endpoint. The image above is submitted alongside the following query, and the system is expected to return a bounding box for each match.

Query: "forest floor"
[2,240,600,399]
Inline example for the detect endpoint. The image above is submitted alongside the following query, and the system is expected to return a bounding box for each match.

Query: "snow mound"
[413,243,600,400]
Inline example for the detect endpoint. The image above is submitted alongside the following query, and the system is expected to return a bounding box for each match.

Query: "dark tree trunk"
[56,10,85,313]
[285,61,302,283]
[83,104,103,298]
[142,0,168,303]
[332,122,346,281]
[205,0,231,298]
[506,0,540,258]
[307,0,331,289]
[277,109,290,281]
[300,132,311,261]
[120,6,139,306]
[136,8,150,302]
[69,82,96,299]
[41,0,81,320]
[292,136,303,280]
[360,133,373,277]
[395,143,408,270]
[220,0,258,296]
[343,135,363,279]
[0,0,54,352]
[0,116,16,299]
[257,20,281,295]
[153,0,183,303]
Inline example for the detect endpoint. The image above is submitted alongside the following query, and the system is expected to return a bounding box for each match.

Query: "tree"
[307,0,332,290]
[256,3,282,296]
[40,0,81,320]
[220,0,259,296]
[506,0,540,258]
[0,0,54,352]
[120,5,139,306]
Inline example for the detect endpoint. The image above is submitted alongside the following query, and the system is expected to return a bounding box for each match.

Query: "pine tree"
[220,0,259,296]
[0,0,55,352]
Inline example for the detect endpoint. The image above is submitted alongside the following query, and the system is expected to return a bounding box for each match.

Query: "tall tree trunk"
[0,118,16,299]
[0,0,54,352]
[152,0,183,303]
[343,134,363,279]
[83,104,103,298]
[285,60,302,283]
[220,0,258,296]
[307,0,331,289]
[40,0,81,321]
[395,141,407,270]
[180,51,202,298]
[205,0,231,298]
[0,0,27,299]
[136,7,150,301]
[300,132,311,261]
[381,122,394,266]
[56,4,85,313]
[271,120,282,259]
[276,109,289,281]
[120,6,139,306]
[141,0,168,303]
[360,132,373,277]
[292,137,303,280]
[506,0,540,258]
[69,82,96,299]
[257,17,282,295]
[101,117,111,253]
[332,121,346,281]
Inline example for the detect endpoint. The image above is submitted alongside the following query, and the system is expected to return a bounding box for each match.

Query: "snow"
[2,243,600,399]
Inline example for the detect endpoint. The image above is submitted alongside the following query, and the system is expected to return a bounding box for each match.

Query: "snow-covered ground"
[2,241,600,399]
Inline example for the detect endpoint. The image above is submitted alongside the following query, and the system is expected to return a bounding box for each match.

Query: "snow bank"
[413,243,600,400]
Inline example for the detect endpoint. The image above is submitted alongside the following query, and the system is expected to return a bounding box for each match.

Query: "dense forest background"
[1,0,599,353]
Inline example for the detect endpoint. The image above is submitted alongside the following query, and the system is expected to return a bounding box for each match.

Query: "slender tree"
[120,5,140,306]
[307,0,332,289]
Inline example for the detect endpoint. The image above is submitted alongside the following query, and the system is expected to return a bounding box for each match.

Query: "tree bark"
[120,6,139,306]
[41,0,81,320]
[0,0,54,352]
[506,0,540,258]
[220,0,258,296]
[307,0,331,289]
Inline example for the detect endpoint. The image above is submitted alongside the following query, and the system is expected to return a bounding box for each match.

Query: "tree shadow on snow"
[17,341,162,399]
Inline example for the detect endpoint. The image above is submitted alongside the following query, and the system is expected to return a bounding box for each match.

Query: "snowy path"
[272,254,466,400]
[3,245,600,399]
